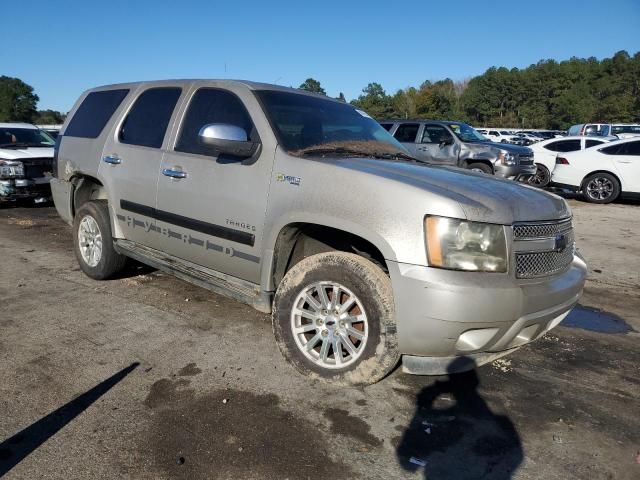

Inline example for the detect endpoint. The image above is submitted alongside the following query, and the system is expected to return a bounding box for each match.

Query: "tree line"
[301,50,639,129]
[2,50,637,129]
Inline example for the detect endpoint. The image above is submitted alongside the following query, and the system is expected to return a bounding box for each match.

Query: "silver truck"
[51,80,587,384]
[380,120,537,180]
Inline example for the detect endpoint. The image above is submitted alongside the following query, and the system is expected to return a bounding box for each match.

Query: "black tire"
[73,200,127,279]
[466,162,493,175]
[529,164,551,188]
[272,252,399,385]
[581,172,620,204]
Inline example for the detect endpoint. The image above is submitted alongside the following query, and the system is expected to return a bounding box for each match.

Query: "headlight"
[498,152,517,166]
[425,216,508,272]
[0,160,24,179]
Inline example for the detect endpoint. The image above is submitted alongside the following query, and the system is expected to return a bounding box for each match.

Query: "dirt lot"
[0,200,639,480]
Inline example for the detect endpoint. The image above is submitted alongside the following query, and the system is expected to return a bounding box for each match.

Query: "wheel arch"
[267,221,392,291]
[580,170,622,192]
[70,174,108,217]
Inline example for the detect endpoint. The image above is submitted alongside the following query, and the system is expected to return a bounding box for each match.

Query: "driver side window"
[175,88,256,157]
[422,125,453,144]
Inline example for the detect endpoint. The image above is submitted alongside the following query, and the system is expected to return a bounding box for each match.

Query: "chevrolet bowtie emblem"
[554,233,568,253]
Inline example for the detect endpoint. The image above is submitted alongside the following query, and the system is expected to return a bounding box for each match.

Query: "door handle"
[162,168,187,179]
[102,154,121,165]
[617,160,631,164]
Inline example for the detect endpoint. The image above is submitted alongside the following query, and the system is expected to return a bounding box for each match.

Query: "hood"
[0,146,54,160]
[331,157,570,224]
[468,141,533,155]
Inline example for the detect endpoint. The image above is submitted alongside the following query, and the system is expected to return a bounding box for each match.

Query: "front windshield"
[255,90,408,157]
[447,123,487,142]
[0,127,55,147]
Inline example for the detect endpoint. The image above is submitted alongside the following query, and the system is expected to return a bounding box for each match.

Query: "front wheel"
[582,173,620,204]
[466,162,493,174]
[73,200,127,279]
[272,252,399,385]
[529,164,551,188]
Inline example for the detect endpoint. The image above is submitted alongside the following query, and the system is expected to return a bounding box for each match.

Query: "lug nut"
[321,330,328,337]
[317,319,324,325]
[322,309,328,315]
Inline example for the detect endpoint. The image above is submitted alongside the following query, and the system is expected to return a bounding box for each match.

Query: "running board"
[114,239,272,313]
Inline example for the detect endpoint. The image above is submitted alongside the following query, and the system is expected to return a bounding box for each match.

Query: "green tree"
[33,109,66,125]
[298,78,326,95]
[350,82,394,119]
[0,76,39,122]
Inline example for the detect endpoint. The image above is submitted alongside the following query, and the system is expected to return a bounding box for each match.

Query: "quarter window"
[600,144,623,155]
[119,87,182,148]
[176,88,256,156]
[621,141,640,155]
[380,123,394,131]
[393,123,420,143]
[65,89,129,138]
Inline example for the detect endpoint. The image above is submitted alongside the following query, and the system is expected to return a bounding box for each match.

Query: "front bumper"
[0,178,51,202]
[494,162,537,180]
[388,255,587,373]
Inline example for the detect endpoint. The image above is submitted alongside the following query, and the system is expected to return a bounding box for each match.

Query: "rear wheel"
[582,173,620,204]
[272,252,399,385]
[529,164,551,188]
[73,201,127,279]
[466,162,493,174]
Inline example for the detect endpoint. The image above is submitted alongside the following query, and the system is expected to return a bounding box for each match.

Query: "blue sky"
[2,0,639,112]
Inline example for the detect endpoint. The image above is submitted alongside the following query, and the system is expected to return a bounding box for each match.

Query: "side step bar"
[114,239,272,313]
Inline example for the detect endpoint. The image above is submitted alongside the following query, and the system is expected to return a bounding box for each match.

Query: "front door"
[155,86,273,284]
[416,124,458,166]
[100,86,183,248]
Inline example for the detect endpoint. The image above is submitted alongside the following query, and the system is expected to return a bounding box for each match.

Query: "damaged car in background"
[0,123,55,204]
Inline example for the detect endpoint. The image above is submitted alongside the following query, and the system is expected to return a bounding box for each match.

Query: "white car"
[551,137,640,203]
[0,123,55,203]
[528,136,613,187]
[481,129,519,143]
[611,124,640,139]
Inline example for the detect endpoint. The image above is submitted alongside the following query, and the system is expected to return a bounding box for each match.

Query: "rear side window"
[545,140,581,152]
[65,89,129,138]
[600,144,623,155]
[176,88,255,156]
[621,141,640,155]
[380,123,394,131]
[119,87,182,148]
[585,139,604,148]
[393,123,420,143]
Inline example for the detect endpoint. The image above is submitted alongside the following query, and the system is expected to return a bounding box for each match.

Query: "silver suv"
[51,80,586,384]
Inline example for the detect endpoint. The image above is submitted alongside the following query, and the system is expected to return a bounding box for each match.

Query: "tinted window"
[380,123,394,131]
[621,141,640,155]
[422,125,453,144]
[65,89,129,138]
[585,139,604,148]
[394,124,420,143]
[489,130,499,135]
[119,88,181,148]
[176,88,255,156]
[544,140,581,152]
[600,144,623,155]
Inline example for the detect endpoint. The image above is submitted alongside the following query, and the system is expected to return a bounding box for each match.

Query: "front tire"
[272,252,399,385]
[582,173,620,204]
[466,162,493,174]
[73,200,127,279]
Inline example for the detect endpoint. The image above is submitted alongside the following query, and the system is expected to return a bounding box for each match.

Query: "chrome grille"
[513,219,572,239]
[513,219,574,278]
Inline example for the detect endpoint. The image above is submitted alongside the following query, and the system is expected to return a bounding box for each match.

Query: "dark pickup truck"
[380,120,536,180]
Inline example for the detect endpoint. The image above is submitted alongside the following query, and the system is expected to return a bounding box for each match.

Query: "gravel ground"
[0,199,638,480]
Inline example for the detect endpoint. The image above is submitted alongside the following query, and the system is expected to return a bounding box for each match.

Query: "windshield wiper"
[0,142,30,148]
[377,151,419,162]
[299,146,376,157]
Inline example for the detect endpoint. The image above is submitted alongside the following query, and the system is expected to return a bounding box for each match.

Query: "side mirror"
[198,123,259,158]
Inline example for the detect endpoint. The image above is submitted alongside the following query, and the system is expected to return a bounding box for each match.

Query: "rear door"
[417,124,458,165]
[155,86,272,284]
[100,85,184,248]
[392,123,422,159]
[611,140,640,192]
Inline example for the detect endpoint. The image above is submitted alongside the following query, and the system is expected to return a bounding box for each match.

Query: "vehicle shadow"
[0,362,139,477]
[395,357,523,479]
